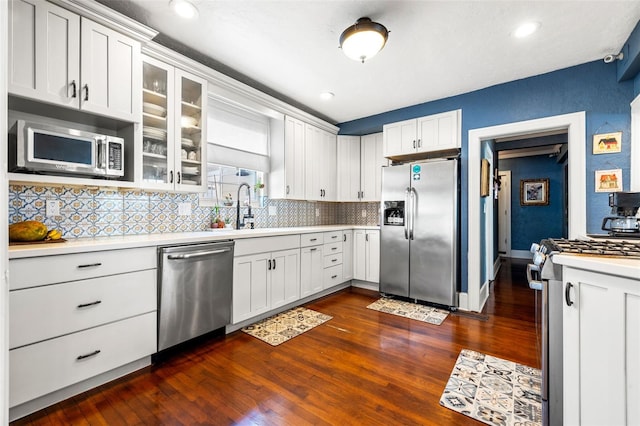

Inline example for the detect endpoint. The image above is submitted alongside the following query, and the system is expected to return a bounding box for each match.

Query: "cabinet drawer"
[323,231,342,244]
[10,312,156,407]
[324,242,342,254]
[234,235,300,256]
[300,233,324,247]
[9,247,157,290]
[10,269,157,349]
[323,252,343,269]
[323,265,343,289]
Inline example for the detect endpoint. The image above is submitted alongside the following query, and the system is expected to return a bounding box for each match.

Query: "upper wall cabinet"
[140,55,207,192]
[383,109,461,158]
[8,0,141,123]
[269,116,306,200]
[305,124,336,201]
[337,133,387,202]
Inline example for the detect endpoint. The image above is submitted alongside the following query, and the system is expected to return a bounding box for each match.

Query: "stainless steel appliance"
[380,158,459,307]
[9,119,124,178]
[158,241,234,351]
[527,238,640,426]
[600,192,640,237]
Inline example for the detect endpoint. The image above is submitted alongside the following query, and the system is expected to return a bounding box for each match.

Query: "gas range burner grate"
[543,238,640,259]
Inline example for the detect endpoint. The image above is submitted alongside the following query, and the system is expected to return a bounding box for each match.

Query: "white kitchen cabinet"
[233,236,301,323]
[300,243,324,297]
[322,231,343,289]
[337,135,362,201]
[305,124,336,201]
[8,0,141,122]
[337,133,387,202]
[563,267,640,426]
[360,133,387,201]
[342,230,354,281]
[140,55,207,192]
[354,230,380,283]
[8,247,157,415]
[269,116,306,200]
[383,110,461,158]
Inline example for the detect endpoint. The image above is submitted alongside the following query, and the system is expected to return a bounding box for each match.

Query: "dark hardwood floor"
[13,258,538,425]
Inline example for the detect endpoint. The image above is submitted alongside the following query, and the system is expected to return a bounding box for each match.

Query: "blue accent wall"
[499,155,565,251]
[337,60,635,292]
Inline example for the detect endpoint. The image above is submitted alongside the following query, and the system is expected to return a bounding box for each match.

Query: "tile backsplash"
[9,184,379,239]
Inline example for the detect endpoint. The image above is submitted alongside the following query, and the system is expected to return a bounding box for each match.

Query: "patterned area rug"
[440,349,542,426]
[242,307,332,346]
[366,297,449,325]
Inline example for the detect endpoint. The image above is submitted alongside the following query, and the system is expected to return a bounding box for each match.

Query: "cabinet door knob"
[565,282,574,306]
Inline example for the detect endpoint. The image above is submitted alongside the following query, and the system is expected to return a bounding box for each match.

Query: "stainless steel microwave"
[9,120,124,178]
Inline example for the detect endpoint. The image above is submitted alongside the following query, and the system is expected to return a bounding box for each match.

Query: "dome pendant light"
[339,17,389,63]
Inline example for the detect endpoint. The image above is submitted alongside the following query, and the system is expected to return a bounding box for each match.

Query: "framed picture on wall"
[595,168,623,192]
[593,131,622,154]
[520,178,549,206]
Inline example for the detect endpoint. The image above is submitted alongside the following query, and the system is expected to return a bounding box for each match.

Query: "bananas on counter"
[45,229,63,241]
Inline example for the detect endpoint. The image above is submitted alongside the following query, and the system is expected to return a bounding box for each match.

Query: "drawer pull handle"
[331,247,338,251]
[78,263,102,269]
[331,275,337,279]
[76,350,101,361]
[565,282,574,306]
[310,248,318,252]
[310,238,317,242]
[77,300,102,308]
[332,259,338,262]
[331,235,338,239]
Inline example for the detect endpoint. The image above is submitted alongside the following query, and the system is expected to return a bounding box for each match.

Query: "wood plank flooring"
[13,258,538,425]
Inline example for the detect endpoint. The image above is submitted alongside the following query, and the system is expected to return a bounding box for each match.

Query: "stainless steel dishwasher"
[158,240,234,351]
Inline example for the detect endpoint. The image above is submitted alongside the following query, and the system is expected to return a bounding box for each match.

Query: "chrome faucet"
[236,183,254,229]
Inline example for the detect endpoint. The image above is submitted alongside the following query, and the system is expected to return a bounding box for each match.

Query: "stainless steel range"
[528,237,640,426]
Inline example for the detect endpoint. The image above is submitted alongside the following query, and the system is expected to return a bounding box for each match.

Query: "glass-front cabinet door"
[174,69,206,192]
[141,55,206,192]
[142,57,174,189]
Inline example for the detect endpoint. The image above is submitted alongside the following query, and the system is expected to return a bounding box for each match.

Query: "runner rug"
[366,297,449,325]
[242,307,332,346]
[439,349,542,426]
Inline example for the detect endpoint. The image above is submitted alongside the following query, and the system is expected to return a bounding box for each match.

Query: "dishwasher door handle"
[167,248,231,260]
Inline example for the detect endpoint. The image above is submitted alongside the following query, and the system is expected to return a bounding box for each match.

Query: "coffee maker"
[601,192,640,237]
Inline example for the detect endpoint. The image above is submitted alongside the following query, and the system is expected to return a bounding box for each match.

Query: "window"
[201,163,265,208]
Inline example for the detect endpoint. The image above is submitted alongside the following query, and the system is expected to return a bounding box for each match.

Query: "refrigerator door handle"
[404,187,411,239]
[409,187,417,240]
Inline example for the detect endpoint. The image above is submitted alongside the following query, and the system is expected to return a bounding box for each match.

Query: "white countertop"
[8,225,379,259]
[553,253,640,280]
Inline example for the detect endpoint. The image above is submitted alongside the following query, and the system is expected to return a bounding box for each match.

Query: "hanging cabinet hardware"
[83,84,89,101]
[565,282,574,306]
[70,80,77,98]
[76,349,101,361]
[78,263,101,269]
[77,300,102,308]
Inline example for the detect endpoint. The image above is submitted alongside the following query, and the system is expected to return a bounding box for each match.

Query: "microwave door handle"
[97,138,107,170]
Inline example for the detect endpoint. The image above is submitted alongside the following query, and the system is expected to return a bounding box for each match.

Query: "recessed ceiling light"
[170,0,199,19]
[320,92,335,100]
[513,21,540,38]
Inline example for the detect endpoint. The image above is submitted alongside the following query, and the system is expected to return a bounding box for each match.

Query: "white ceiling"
[103,0,640,125]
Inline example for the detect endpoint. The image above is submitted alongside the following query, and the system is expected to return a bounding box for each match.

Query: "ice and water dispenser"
[383,201,404,226]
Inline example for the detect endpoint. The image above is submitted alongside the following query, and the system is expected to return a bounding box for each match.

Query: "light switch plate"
[46,200,60,217]
[361,209,367,218]
[268,206,277,216]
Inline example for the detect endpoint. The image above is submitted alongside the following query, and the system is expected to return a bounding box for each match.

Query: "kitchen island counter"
[8,225,379,259]
[553,253,640,280]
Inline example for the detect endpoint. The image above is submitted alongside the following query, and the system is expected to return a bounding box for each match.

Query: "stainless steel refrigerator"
[380,158,459,306]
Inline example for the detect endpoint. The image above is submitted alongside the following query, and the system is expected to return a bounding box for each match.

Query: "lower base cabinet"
[354,230,380,283]
[563,267,640,425]
[300,245,323,297]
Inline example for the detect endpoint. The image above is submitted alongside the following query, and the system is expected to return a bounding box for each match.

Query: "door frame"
[466,112,586,312]
[498,170,512,258]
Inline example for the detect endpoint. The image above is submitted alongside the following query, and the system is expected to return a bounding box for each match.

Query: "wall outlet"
[315,208,320,217]
[178,202,191,216]
[268,206,277,216]
[46,200,60,217]
[361,209,367,218]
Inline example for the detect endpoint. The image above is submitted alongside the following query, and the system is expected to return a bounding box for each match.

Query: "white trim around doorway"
[466,112,586,313]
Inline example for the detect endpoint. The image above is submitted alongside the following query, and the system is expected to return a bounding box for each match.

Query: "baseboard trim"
[351,280,379,292]
[510,250,532,259]
[493,257,502,280]
[457,292,469,311]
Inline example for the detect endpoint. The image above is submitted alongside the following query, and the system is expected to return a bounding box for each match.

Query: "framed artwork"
[595,168,623,192]
[480,159,490,197]
[593,132,622,154]
[520,178,549,206]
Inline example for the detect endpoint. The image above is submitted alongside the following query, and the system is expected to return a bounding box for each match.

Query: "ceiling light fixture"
[339,17,389,63]
[170,0,199,19]
[512,21,540,38]
[320,92,334,100]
